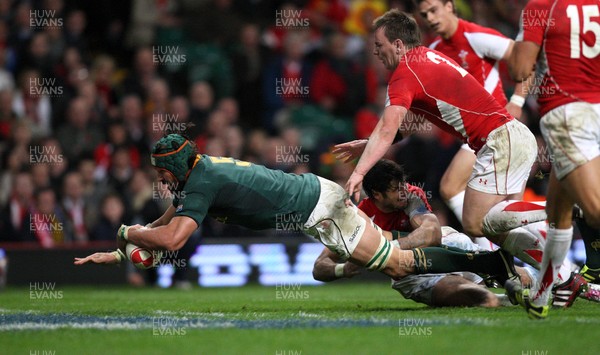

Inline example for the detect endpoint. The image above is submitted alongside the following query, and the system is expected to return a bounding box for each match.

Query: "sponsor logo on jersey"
[348,225,361,243]
[176,204,183,212]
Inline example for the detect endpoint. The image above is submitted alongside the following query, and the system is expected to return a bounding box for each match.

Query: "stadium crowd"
[0,0,553,248]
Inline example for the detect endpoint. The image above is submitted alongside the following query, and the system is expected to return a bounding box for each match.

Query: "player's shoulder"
[358,197,377,215]
[428,37,443,50]
[522,0,553,12]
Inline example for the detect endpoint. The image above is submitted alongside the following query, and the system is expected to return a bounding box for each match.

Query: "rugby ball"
[125,243,162,269]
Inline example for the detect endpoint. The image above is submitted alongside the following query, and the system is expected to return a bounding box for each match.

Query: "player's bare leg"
[440,146,476,224]
[530,172,574,307]
[561,156,600,228]
[431,275,499,307]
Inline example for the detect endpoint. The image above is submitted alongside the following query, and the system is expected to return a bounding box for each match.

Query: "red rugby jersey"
[385,46,513,152]
[357,183,432,232]
[517,0,600,115]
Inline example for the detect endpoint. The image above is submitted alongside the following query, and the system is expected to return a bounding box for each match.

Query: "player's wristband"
[117,224,130,241]
[111,249,126,263]
[334,264,345,278]
[509,94,525,108]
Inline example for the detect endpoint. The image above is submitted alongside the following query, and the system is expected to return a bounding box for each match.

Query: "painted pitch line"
[0,313,515,331]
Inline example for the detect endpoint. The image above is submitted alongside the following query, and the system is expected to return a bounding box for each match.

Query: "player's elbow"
[424,223,442,246]
[312,268,327,282]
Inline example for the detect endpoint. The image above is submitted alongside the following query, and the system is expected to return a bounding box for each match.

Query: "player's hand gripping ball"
[125,243,163,269]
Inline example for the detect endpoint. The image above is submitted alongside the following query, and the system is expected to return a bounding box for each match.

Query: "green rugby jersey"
[172,155,321,230]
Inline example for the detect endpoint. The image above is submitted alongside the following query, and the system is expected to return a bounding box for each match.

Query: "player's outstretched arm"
[123,215,198,251]
[147,205,177,228]
[346,105,407,203]
[74,251,122,265]
[313,247,361,282]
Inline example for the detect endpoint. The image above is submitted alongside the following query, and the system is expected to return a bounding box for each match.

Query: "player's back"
[388,46,512,151]
[176,155,321,230]
[519,0,600,114]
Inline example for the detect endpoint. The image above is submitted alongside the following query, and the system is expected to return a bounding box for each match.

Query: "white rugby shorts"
[468,119,537,195]
[303,177,366,260]
[540,102,600,180]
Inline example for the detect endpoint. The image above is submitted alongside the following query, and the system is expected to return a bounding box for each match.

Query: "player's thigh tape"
[365,235,393,271]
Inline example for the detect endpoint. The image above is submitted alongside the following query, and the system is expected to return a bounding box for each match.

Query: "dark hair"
[372,9,421,48]
[413,0,456,15]
[362,159,407,199]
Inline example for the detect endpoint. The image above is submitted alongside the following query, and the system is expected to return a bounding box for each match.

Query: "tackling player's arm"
[125,215,198,251]
[508,41,540,82]
[313,247,361,282]
[397,213,442,249]
[346,105,408,202]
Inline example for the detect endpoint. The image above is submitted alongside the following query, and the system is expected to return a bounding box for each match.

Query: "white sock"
[501,227,543,269]
[446,190,465,224]
[482,200,547,236]
[531,227,573,307]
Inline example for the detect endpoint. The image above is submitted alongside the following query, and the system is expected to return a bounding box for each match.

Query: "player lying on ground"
[333,9,547,271]
[314,226,526,307]
[75,134,517,284]
[311,159,523,307]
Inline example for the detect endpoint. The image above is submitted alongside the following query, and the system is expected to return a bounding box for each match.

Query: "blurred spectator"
[310,31,376,116]
[61,171,89,243]
[188,81,214,129]
[90,54,118,118]
[124,0,158,48]
[127,169,162,226]
[223,125,244,159]
[77,157,108,229]
[263,30,313,133]
[144,77,170,118]
[354,85,387,139]
[17,32,54,78]
[121,47,158,100]
[64,10,88,53]
[119,94,146,151]
[107,147,135,196]
[39,136,69,186]
[94,121,140,180]
[90,193,127,241]
[12,68,52,138]
[8,2,33,50]
[231,22,268,128]
[30,186,73,247]
[30,163,52,190]
[0,171,34,243]
[0,143,29,206]
[77,79,108,125]
[56,97,104,163]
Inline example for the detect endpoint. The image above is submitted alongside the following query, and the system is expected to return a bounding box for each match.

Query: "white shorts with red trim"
[467,120,537,195]
[540,102,600,180]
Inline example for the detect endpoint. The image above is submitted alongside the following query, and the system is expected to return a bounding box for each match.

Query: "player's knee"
[462,220,483,238]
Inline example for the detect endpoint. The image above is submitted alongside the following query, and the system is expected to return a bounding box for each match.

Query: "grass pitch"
[1,283,598,354]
